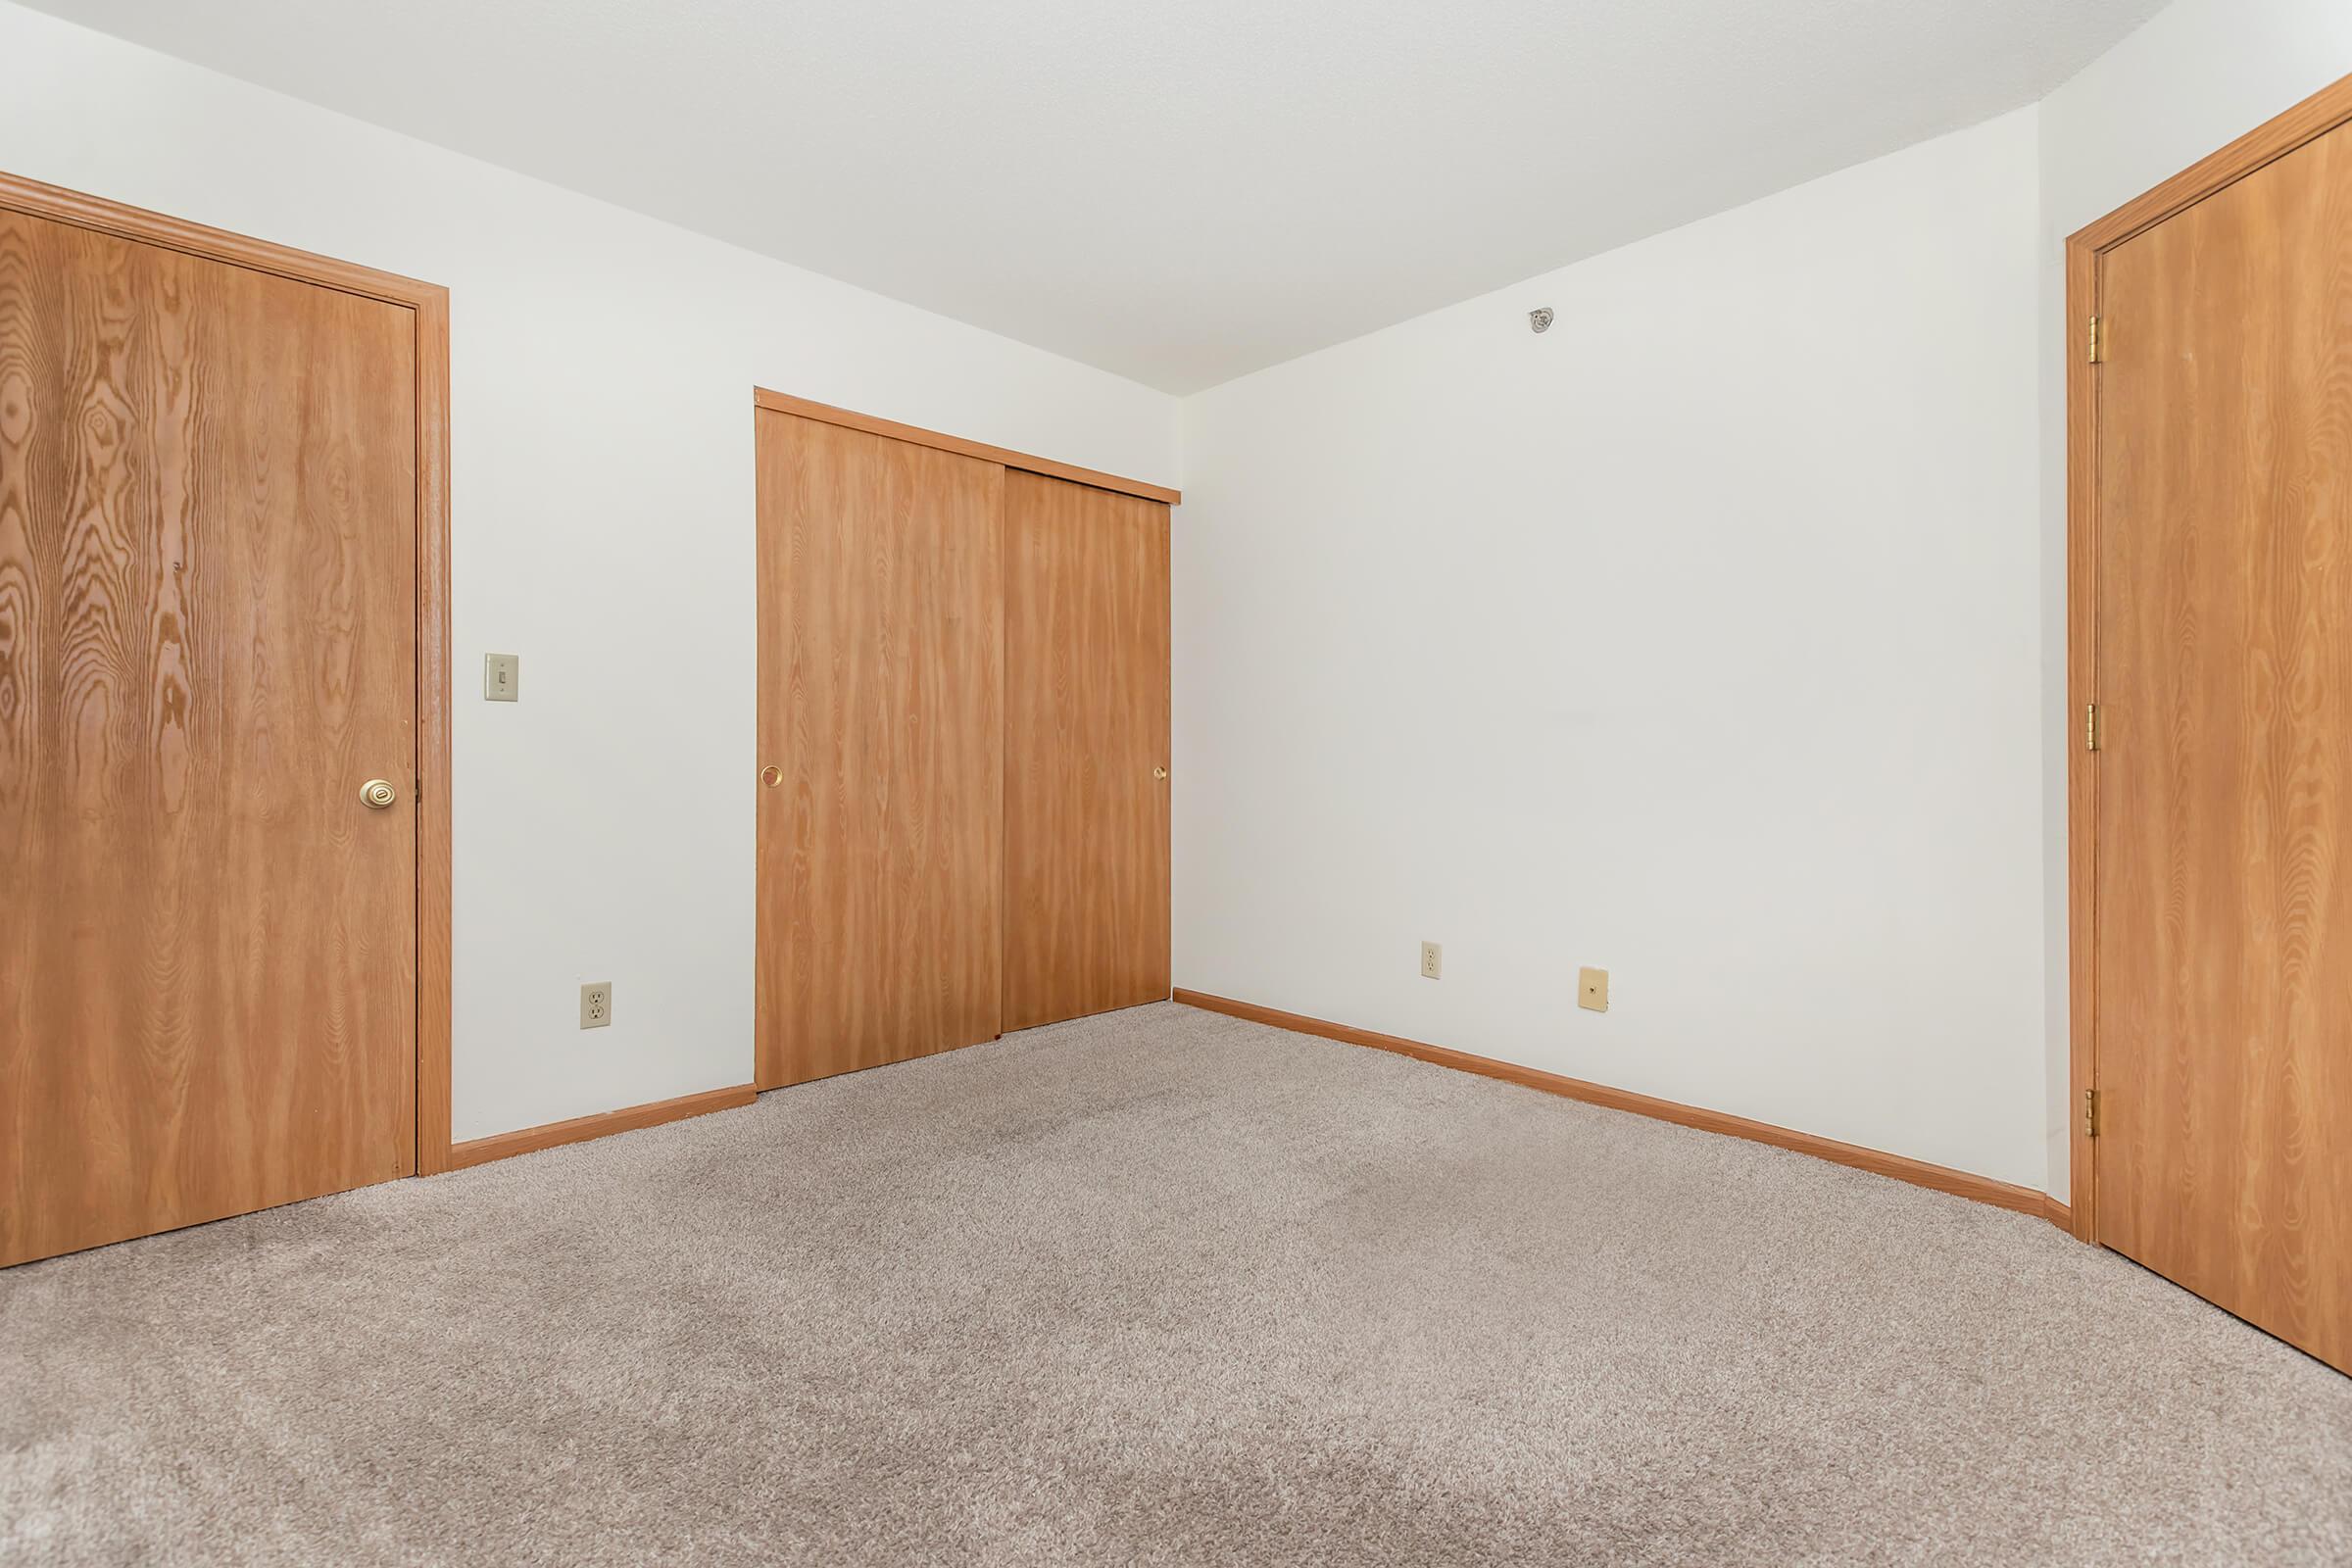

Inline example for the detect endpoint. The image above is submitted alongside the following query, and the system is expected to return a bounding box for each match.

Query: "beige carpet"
[3,1002,2347,1566]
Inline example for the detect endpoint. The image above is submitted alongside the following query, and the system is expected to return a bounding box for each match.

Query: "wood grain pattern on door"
[0,209,418,1267]
[2093,120,2352,1373]
[1002,471,1171,1031]
[755,411,1004,1090]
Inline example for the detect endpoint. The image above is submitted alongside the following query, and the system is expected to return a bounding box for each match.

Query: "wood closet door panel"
[2093,121,2352,1373]
[1003,471,1170,1031]
[0,210,417,1267]
[755,411,1004,1090]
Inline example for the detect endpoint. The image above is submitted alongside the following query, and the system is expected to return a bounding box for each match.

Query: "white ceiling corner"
[21,0,2165,392]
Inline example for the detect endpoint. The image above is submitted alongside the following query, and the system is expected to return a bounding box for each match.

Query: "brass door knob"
[760,765,783,788]
[360,778,399,810]
[1153,766,1169,780]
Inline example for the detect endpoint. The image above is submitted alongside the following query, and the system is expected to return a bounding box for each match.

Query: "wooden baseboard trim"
[1172,989,2053,1219]
[2041,1193,2074,1233]
[447,1084,758,1171]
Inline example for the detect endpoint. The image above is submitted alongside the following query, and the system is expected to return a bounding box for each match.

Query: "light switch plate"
[1578,967,1608,1012]
[484,653,519,702]
[580,982,612,1029]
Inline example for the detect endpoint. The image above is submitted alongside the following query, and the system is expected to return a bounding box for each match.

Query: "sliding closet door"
[1003,471,1172,1030]
[755,412,1004,1090]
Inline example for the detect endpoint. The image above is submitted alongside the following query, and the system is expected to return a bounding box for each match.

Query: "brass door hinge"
[2083,703,2102,752]
[2082,1089,2100,1139]
[2087,316,2104,365]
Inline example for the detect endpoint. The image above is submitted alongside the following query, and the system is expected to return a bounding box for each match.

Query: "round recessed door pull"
[760,765,784,788]
[360,778,399,810]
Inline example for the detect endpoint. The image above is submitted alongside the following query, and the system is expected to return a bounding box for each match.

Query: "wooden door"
[0,208,418,1267]
[1002,470,1170,1031]
[2092,120,2352,1372]
[754,411,1004,1090]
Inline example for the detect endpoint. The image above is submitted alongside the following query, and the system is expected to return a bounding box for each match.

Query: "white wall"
[2033,0,2352,1197]
[0,2,1180,1142]
[1175,111,2049,1188]
[15,0,2349,1192]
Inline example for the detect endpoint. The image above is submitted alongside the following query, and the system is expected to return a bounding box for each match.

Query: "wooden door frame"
[0,172,457,1177]
[2065,72,2352,1244]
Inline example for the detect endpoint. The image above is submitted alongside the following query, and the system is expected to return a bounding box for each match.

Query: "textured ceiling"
[21,0,2163,392]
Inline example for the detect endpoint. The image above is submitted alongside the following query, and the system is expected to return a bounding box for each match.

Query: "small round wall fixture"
[1529,307,1554,334]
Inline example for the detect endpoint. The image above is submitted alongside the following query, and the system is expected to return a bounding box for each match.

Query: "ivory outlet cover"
[1578,967,1608,1012]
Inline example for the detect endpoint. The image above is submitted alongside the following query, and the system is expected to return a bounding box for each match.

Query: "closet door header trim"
[752,388,1179,506]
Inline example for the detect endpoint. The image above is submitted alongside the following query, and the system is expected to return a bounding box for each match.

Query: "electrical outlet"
[1578,967,1608,1012]
[580,981,612,1029]
[1420,941,1443,980]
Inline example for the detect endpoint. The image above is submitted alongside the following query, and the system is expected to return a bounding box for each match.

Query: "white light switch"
[484,653,519,702]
